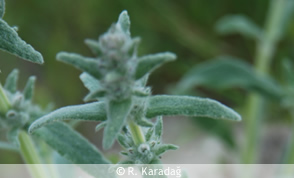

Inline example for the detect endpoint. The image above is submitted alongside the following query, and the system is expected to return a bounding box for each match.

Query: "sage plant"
[29,11,241,164]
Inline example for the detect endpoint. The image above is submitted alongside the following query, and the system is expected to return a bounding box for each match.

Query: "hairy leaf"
[95,121,107,132]
[154,116,163,139]
[118,10,131,34]
[216,15,263,40]
[23,76,36,100]
[0,0,5,18]
[56,52,102,79]
[80,72,101,92]
[0,83,11,114]
[0,19,43,64]
[173,57,283,99]
[4,69,19,93]
[103,99,132,149]
[155,144,178,156]
[146,95,241,121]
[7,127,19,147]
[28,102,106,133]
[135,52,176,80]
[84,39,102,56]
[34,122,110,164]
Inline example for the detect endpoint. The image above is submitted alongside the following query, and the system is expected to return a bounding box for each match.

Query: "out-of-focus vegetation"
[1,0,294,164]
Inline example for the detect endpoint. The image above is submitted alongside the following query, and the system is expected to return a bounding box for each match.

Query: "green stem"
[242,0,289,163]
[128,119,145,145]
[0,83,11,114]
[282,120,294,164]
[18,131,49,178]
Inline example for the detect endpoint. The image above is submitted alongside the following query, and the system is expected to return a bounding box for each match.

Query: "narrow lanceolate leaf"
[216,15,263,40]
[135,52,176,80]
[34,122,110,164]
[145,127,154,142]
[84,39,102,56]
[154,116,163,139]
[0,19,43,64]
[80,72,101,92]
[28,102,107,134]
[118,10,131,35]
[117,134,130,149]
[95,121,107,132]
[146,95,241,121]
[173,57,283,99]
[4,69,19,93]
[0,0,5,18]
[84,89,106,102]
[23,76,36,100]
[103,99,132,149]
[155,144,178,156]
[0,83,11,114]
[56,52,102,79]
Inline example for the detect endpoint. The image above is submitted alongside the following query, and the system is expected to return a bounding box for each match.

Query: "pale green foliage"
[0,0,43,64]
[34,122,110,164]
[146,95,241,121]
[118,117,178,164]
[172,56,283,99]
[29,10,241,166]
[216,15,263,40]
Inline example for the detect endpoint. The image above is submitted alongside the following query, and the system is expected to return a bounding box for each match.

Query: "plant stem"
[242,0,289,163]
[282,120,294,164]
[0,83,11,114]
[18,131,49,178]
[128,119,145,145]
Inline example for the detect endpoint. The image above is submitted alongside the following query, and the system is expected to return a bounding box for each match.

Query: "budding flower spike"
[29,10,241,154]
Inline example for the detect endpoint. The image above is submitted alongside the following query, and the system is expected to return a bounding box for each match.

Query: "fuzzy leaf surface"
[29,102,106,133]
[135,52,176,80]
[173,57,283,99]
[0,141,18,151]
[146,95,241,121]
[34,122,110,164]
[56,52,102,79]
[23,76,36,100]
[0,19,43,64]
[216,15,262,40]
[118,10,131,34]
[80,72,101,92]
[103,99,132,149]
[4,69,19,93]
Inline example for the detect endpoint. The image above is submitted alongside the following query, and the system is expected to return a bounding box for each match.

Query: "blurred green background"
[1,0,294,164]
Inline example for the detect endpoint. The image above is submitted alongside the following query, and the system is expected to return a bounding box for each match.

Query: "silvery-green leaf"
[155,144,178,156]
[117,134,130,149]
[103,98,132,149]
[0,19,44,64]
[118,10,131,35]
[0,0,5,18]
[146,95,241,121]
[28,102,106,133]
[173,56,283,99]
[84,39,102,56]
[34,122,110,164]
[0,83,10,114]
[135,52,176,80]
[135,118,153,127]
[0,141,18,152]
[80,72,101,93]
[84,89,106,102]
[56,52,102,79]
[216,15,263,40]
[154,116,163,139]
[23,76,36,101]
[145,127,154,142]
[95,121,107,132]
[4,69,19,93]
